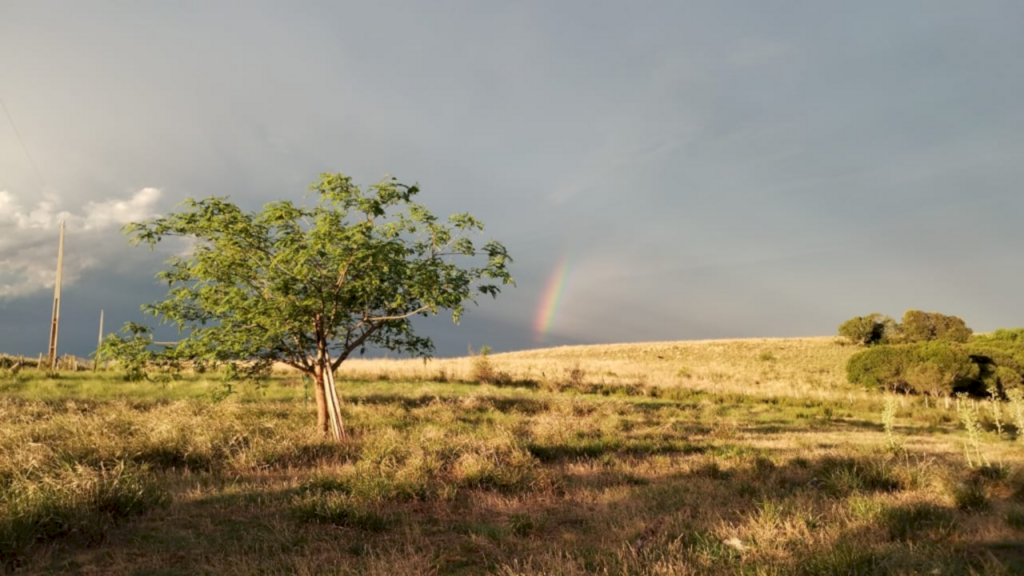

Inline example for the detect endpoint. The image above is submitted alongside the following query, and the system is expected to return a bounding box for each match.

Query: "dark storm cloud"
[2,1,1023,357]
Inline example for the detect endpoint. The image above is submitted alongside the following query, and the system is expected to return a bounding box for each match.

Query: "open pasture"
[2,337,1024,575]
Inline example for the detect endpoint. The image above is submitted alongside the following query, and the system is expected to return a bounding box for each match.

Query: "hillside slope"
[335,336,861,398]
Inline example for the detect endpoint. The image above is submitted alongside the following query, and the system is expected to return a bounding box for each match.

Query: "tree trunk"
[322,364,345,440]
[314,367,329,435]
[313,350,345,440]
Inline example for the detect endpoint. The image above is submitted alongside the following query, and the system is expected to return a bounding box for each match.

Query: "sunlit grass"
[2,338,1023,574]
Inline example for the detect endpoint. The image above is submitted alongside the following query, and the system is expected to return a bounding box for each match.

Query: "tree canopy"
[125,173,513,437]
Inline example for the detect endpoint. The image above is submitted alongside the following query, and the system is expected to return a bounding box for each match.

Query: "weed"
[882,503,955,541]
[292,493,393,531]
[508,513,536,536]
[953,477,990,512]
[469,346,513,386]
[797,543,890,576]
[1007,508,1024,531]
[956,395,988,468]
[882,394,900,452]
[563,363,586,389]
[813,457,901,496]
[989,400,1004,437]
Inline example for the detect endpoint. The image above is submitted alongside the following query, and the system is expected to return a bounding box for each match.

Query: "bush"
[973,328,1024,344]
[847,342,979,395]
[838,314,895,346]
[469,346,512,386]
[901,310,972,343]
[964,341,1024,396]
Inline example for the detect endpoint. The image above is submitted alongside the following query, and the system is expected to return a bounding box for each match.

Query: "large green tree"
[126,173,513,438]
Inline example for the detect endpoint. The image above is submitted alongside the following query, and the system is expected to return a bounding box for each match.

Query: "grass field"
[2,338,1024,575]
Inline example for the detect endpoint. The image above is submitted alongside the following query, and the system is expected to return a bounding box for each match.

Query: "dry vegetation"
[2,337,1024,575]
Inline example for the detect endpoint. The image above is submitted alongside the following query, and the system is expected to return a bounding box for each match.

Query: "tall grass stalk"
[1007,388,1024,442]
[988,399,1004,438]
[882,394,900,452]
[955,395,987,468]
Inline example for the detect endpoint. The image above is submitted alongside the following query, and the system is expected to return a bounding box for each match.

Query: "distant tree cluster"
[838,310,971,346]
[840,311,1024,397]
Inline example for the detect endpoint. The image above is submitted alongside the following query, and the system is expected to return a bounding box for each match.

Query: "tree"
[901,310,972,343]
[97,323,180,381]
[838,313,896,346]
[125,173,513,439]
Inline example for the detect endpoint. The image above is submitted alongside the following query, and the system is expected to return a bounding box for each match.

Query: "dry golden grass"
[331,336,863,400]
[3,337,1024,575]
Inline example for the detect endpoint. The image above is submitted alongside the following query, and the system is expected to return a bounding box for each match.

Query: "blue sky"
[2,1,1023,357]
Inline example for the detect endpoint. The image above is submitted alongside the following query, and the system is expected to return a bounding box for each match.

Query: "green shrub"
[847,342,980,395]
[973,328,1024,344]
[966,343,1024,396]
[838,314,895,346]
[901,310,972,343]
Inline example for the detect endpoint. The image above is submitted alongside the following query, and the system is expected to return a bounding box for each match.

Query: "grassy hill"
[337,336,860,398]
[2,337,1024,575]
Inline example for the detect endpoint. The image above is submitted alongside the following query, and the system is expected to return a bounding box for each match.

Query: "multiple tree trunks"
[315,360,346,440]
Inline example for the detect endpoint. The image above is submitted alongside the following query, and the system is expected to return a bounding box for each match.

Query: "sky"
[2,1,1024,359]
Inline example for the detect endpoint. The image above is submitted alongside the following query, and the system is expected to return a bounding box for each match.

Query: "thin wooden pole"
[94,309,104,371]
[47,221,65,372]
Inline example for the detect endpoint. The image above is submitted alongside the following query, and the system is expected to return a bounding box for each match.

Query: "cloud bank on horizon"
[0,188,162,298]
[2,1,1024,357]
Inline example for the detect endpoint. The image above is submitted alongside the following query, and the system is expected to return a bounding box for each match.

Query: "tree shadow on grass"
[345,393,551,415]
[19,451,1024,576]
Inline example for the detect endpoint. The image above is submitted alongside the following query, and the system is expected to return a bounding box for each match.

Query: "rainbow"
[534,255,571,343]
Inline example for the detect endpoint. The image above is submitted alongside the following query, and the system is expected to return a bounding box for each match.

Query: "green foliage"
[97,323,177,382]
[846,342,979,395]
[964,341,1024,397]
[973,328,1024,344]
[123,173,514,380]
[838,314,895,346]
[900,310,972,343]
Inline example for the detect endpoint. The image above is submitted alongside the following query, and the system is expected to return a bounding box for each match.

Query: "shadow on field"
[346,393,551,414]
[16,446,1023,576]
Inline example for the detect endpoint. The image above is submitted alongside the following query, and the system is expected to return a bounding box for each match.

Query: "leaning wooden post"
[94,309,104,371]
[47,221,66,372]
[322,359,346,440]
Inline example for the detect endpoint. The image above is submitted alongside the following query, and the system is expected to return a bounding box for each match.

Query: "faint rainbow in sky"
[534,254,571,343]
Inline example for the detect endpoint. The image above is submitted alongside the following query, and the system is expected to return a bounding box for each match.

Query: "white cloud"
[0,188,162,299]
[82,187,162,231]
